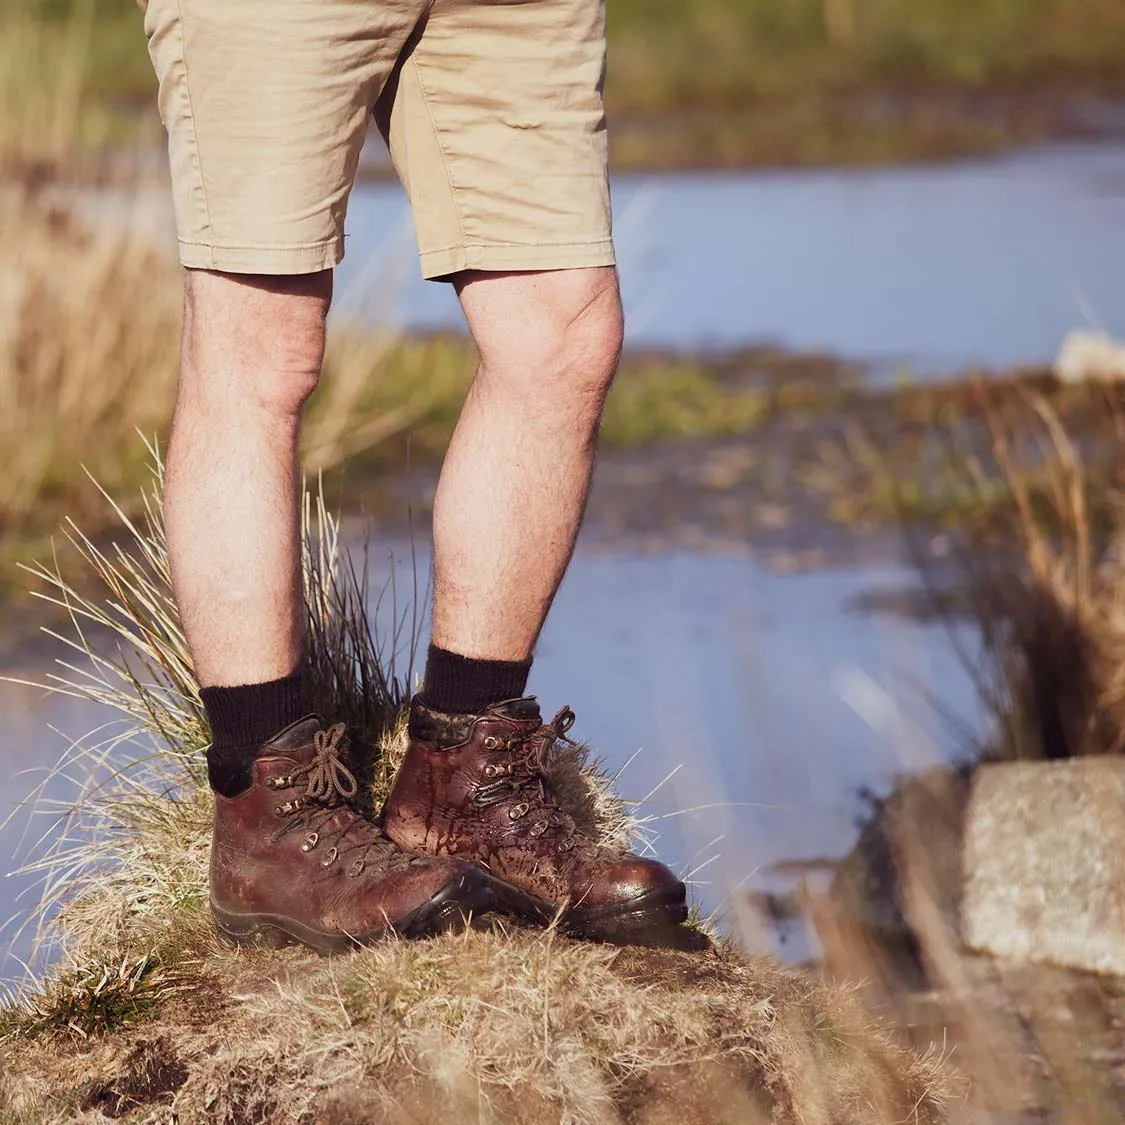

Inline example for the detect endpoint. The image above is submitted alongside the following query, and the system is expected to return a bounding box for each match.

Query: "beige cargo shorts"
[142,0,615,279]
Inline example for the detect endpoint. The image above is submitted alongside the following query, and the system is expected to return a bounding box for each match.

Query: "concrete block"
[963,758,1125,975]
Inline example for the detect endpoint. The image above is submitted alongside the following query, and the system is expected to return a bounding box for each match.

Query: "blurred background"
[3,1,1125,1117]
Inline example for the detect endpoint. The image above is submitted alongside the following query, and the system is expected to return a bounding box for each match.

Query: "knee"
[181,269,332,418]
[468,267,624,419]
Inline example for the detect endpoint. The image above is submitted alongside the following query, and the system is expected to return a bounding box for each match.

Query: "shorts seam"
[423,238,615,253]
[174,0,215,265]
[409,55,469,246]
[178,238,341,252]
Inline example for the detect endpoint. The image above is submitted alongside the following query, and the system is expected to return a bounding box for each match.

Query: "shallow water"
[0,676,107,985]
[0,545,979,982]
[46,142,1125,374]
[340,142,1125,376]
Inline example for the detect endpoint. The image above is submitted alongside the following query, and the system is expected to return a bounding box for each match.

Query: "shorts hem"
[419,240,616,281]
[178,237,345,275]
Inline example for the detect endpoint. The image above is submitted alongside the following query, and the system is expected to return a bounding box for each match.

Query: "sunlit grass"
[0,459,955,1124]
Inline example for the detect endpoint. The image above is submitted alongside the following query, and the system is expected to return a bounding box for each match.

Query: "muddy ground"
[364,354,1125,572]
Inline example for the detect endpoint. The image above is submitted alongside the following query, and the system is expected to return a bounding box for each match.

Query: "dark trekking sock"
[201,670,308,797]
[417,643,532,716]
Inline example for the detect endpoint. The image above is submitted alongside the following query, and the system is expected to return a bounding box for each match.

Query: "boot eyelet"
[321,846,338,868]
[483,764,498,778]
[347,859,365,878]
[508,802,530,820]
[556,838,575,853]
[529,820,549,837]
[273,805,285,818]
[301,832,319,853]
[483,736,500,750]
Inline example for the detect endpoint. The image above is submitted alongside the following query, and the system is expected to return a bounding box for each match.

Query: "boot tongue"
[488,697,542,723]
[262,715,322,753]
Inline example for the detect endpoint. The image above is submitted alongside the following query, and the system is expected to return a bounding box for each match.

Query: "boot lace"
[272,724,407,875]
[300,724,359,803]
[500,707,584,849]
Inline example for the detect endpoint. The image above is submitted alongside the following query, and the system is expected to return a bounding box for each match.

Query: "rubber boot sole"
[211,871,493,954]
[485,876,691,947]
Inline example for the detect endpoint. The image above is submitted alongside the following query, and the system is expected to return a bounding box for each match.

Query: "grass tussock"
[815,373,1125,760]
[0,953,189,1045]
[967,391,1125,761]
[918,385,1125,761]
[0,459,956,1124]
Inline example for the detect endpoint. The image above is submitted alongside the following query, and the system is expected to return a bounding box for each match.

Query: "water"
[11,140,1115,979]
[0,675,108,984]
[0,547,979,981]
[53,141,1125,372]
[339,142,1125,376]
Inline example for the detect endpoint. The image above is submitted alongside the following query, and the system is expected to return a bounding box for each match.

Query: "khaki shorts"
[142,0,615,279]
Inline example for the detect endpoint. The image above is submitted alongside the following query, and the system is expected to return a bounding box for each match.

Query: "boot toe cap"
[582,854,685,910]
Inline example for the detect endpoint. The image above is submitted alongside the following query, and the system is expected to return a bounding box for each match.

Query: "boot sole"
[210,871,492,954]
[484,875,691,947]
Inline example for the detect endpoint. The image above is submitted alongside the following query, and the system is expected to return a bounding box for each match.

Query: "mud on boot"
[382,697,688,946]
[210,717,495,953]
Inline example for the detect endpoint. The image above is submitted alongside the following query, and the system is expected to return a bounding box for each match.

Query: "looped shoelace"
[299,723,358,804]
[528,707,576,778]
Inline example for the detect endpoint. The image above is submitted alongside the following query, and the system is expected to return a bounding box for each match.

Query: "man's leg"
[414,267,622,713]
[433,267,623,655]
[165,270,328,791]
[164,268,494,947]
[383,266,687,943]
[168,269,328,686]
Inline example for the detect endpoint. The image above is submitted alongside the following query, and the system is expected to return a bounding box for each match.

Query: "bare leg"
[431,267,624,661]
[164,269,331,688]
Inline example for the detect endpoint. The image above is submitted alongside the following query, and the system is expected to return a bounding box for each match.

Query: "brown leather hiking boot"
[209,716,494,952]
[382,698,688,944]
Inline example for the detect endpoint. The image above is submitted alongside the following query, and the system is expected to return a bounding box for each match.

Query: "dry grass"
[0,932,956,1125]
[921,386,1125,761]
[824,376,1125,762]
[0,190,475,576]
[0,460,956,1124]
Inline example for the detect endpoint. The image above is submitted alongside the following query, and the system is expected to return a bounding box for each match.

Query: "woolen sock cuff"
[417,644,532,716]
[201,670,308,796]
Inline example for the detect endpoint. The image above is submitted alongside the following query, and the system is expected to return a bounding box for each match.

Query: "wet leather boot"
[382,698,688,944]
[210,717,495,952]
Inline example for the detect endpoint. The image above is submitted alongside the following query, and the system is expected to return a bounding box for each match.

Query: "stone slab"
[963,758,1125,975]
